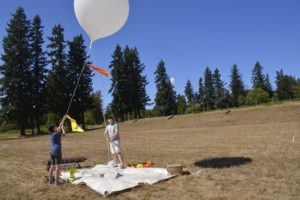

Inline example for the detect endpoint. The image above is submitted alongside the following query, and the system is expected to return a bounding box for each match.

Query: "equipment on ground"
[167,164,183,175]
[46,156,87,171]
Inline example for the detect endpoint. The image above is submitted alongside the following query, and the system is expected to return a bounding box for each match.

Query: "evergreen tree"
[153,60,177,116]
[29,15,48,134]
[122,46,132,118]
[86,91,104,124]
[184,80,194,105]
[203,67,214,110]
[132,47,150,118]
[197,77,205,107]
[275,69,297,100]
[66,35,93,129]
[177,94,187,114]
[194,91,199,106]
[94,91,104,124]
[213,68,225,108]
[252,61,265,89]
[109,45,128,121]
[0,7,32,135]
[230,64,245,106]
[264,73,273,97]
[124,46,150,119]
[46,24,68,116]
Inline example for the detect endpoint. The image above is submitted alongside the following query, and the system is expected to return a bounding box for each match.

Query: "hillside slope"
[0,102,299,200]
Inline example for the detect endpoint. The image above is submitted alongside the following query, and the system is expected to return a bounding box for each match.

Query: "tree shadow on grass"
[194,157,252,169]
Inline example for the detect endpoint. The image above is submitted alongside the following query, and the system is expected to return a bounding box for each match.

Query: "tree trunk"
[130,111,134,120]
[36,115,41,134]
[35,99,41,134]
[81,112,86,130]
[19,122,26,136]
[30,117,35,135]
[120,111,125,121]
[134,109,138,119]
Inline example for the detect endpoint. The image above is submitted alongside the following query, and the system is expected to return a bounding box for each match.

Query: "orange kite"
[86,64,110,77]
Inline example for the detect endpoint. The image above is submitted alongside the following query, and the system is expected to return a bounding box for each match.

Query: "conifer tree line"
[1,7,300,135]
[0,7,150,134]
[178,62,300,114]
[0,7,102,135]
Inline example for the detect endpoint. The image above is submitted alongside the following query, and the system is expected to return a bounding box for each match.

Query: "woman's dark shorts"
[50,151,62,165]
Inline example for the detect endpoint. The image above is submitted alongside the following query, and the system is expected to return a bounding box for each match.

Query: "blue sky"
[1,0,300,108]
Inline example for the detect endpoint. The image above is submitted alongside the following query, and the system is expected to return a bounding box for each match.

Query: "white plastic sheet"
[61,165,174,196]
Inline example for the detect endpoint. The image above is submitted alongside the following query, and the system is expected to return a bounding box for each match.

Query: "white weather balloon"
[74,0,129,43]
[170,78,176,86]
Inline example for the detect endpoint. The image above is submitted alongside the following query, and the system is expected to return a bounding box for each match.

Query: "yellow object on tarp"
[136,164,144,168]
[66,115,84,132]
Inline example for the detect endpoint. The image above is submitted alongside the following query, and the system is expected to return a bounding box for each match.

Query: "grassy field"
[0,102,299,200]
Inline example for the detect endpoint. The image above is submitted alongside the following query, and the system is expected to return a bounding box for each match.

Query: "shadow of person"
[194,157,252,168]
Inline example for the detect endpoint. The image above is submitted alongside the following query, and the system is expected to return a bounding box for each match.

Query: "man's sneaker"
[108,160,117,167]
[118,164,126,169]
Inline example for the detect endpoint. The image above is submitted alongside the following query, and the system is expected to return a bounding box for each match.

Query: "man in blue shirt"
[48,115,67,185]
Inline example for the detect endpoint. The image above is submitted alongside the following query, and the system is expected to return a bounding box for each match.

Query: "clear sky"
[1,0,300,108]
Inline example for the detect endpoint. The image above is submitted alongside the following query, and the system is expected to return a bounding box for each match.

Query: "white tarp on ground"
[61,164,174,196]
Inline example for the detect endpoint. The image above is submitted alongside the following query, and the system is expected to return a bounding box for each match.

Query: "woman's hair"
[108,116,114,120]
[48,124,56,132]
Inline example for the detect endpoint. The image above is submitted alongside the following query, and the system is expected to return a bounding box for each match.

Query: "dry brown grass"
[0,102,300,200]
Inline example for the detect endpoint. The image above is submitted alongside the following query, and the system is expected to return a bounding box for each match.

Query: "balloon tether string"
[65,46,92,116]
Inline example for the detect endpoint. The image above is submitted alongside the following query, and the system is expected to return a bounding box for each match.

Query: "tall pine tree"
[203,67,214,110]
[264,74,273,97]
[109,45,128,121]
[230,64,245,106]
[0,7,32,135]
[275,69,297,100]
[197,77,205,107]
[124,47,150,119]
[29,15,48,134]
[252,61,265,89]
[153,60,177,116]
[66,35,93,129]
[46,24,68,116]
[177,94,187,114]
[213,68,227,108]
[184,80,194,105]
[109,45,150,120]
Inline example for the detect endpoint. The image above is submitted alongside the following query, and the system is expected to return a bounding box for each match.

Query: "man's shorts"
[50,151,62,165]
[110,140,121,154]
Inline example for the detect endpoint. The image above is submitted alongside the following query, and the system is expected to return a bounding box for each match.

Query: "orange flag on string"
[86,64,110,77]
